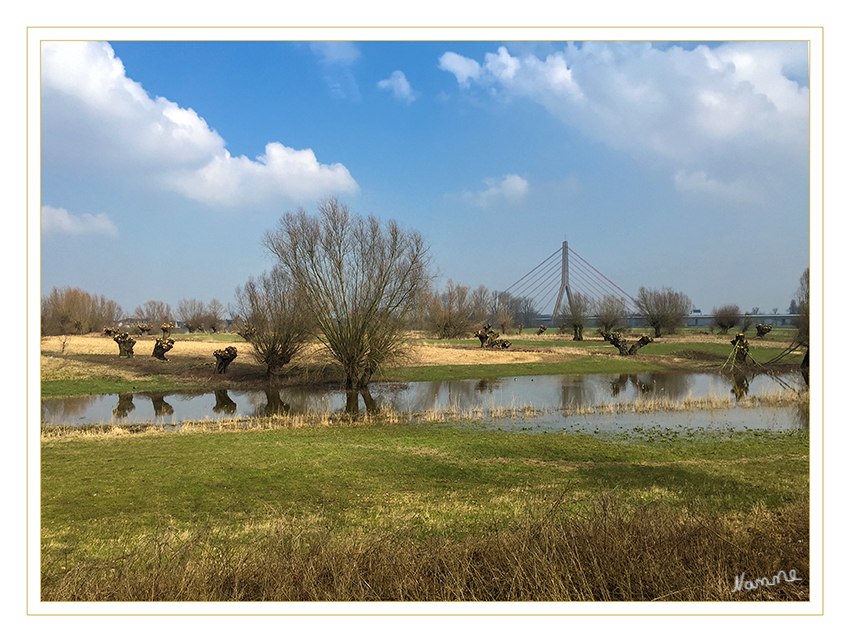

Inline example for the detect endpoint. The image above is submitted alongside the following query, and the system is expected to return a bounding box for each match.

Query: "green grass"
[176,332,247,342]
[42,423,808,548]
[380,356,668,382]
[41,375,178,397]
[41,422,809,601]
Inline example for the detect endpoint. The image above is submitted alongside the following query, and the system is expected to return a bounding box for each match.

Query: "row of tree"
[426,283,692,342]
[42,199,810,397]
[41,289,228,337]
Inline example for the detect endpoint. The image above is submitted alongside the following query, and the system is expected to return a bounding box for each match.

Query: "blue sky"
[40,37,811,318]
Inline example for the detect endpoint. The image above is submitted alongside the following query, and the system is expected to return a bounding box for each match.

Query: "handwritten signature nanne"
[731,569,803,594]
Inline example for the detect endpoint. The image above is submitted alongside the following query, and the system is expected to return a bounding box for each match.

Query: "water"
[41,371,808,433]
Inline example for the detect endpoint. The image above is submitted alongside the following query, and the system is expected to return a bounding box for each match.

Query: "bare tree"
[596,294,629,333]
[134,300,173,330]
[233,267,311,377]
[263,198,432,392]
[794,267,809,347]
[517,296,538,328]
[427,280,477,339]
[635,286,692,338]
[469,285,491,325]
[205,298,226,333]
[177,298,207,333]
[41,287,123,336]
[558,292,593,341]
[711,304,741,334]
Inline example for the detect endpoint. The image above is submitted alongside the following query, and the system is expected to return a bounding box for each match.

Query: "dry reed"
[41,495,808,602]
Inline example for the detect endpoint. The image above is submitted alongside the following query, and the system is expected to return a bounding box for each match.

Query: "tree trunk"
[572,324,584,341]
[214,346,238,374]
[730,333,749,365]
[113,332,136,358]
[603,331,653,356]
[627,335,653,355]
[152,338,174,361]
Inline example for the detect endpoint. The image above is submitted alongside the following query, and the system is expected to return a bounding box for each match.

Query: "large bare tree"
[263,198,432,392]
[234,267,311,377]
[634,286,692,338]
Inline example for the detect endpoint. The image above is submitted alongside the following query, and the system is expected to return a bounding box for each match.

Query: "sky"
[40,37,812,318]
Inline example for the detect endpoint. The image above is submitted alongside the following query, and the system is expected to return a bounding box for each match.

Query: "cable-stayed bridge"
[502,242,636,320]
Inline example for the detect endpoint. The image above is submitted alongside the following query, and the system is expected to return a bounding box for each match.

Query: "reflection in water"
[42,371,808,432]
[257,388,290,417]
[149,393,174,417]
[113,393,135,419]
[213,389,237,415]
[728,371,751,401]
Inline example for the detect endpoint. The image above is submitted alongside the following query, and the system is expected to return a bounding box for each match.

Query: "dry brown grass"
[40,333,577,384]
[40,495,809,602]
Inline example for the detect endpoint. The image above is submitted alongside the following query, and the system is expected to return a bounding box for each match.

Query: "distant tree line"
[41,288,228,337]
[41,286,124,336]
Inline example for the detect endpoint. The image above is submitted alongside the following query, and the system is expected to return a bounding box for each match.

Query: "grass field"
[39,327,810,602]
[40,421,809,602]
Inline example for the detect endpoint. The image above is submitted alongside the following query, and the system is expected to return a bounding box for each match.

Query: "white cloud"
[438,52,482,87]
[41,41,358,208]
[461,174,529,208]
[440,42,808,203]
[173,143,358,206]
[41,205,119,237]
[378,70,417,103]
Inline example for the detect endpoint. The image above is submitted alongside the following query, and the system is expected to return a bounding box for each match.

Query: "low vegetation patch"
[41,423,809,602]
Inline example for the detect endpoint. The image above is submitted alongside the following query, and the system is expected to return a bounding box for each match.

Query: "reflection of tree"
[636,373,694,400]
[41,396,98,424]
[113,393,135,418]
[609,374,630,397]
[213,389,237,415]
[406,380,482,412]
[560,375,602,410]
[148,393,174,417]
[258,388,290,417]
[726,371,751,401]
[475,379,500,393]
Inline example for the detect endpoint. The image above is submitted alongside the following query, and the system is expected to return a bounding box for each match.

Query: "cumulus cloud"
[41,205,119,237]
[173,143,358,206]
[41,41,358,209]
[438,52,482,87]
[440,42,809,203]
[378,70,417,103]
[461,174,529,208]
